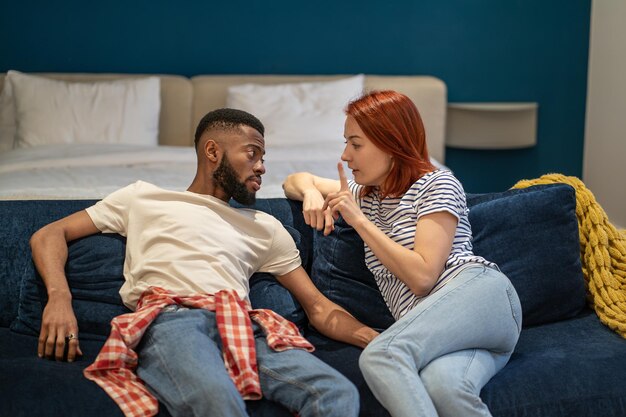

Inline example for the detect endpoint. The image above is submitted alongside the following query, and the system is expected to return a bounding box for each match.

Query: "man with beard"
[30,109,378,417]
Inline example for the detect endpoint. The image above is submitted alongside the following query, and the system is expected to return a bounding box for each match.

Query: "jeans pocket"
[506,284,523,333]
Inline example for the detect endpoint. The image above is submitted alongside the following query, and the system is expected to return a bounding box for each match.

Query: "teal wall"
[0,0,591,192]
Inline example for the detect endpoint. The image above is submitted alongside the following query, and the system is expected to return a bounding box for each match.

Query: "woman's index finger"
[337,162,349,191]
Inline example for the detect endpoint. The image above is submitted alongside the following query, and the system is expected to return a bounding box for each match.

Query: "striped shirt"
[349,170,498,320]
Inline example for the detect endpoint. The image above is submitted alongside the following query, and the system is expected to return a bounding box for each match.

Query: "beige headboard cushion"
[0,73,193,147]
[191,75,447,162]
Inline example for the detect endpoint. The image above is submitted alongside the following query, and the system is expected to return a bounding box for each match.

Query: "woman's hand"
[324,163,367,229]
[303,189,335,235]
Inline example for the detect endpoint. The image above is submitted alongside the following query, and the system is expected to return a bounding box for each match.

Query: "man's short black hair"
[194,108,265,149]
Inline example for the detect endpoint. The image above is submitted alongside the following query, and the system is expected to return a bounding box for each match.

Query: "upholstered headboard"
[0,73,447,162]
[191,75,447,162]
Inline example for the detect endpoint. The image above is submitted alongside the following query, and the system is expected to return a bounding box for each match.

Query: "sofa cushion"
[1,200,104,327]
[11,233,131,340]
[0,329,133,417]
[309,184,585,330]
[11,199,310,338]
[480,308,626,417]
[249,272,306,329]
[467,184,586,327]
[306,328,391,417]
[0,328,294,417]
[310,216,395,331]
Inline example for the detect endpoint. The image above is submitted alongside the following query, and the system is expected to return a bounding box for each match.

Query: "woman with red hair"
[283,90,522,417]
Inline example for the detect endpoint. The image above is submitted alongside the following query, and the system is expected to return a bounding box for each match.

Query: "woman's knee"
[420,350,496,417]
[359,336,410,382]
[422,370,466,404]
[422,372,483,417]
[358,338,387,375]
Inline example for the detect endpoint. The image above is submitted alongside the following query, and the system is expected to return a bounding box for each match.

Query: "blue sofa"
[1,183,626,417]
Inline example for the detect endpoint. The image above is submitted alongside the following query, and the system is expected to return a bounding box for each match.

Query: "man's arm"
[276,266,379,349]
[30,210,100,361]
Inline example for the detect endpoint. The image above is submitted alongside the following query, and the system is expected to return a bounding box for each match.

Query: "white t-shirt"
[349,170,498,320]
[85,181,301,310]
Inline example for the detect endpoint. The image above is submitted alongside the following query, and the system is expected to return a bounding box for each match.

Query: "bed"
[0,71,447,199]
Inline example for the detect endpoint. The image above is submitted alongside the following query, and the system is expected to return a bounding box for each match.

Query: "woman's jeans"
[136,306,359,417]
[359,266,522,417]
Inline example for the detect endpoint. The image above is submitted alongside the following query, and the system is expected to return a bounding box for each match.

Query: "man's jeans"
[137,307,359,417]
[359,266,522,417]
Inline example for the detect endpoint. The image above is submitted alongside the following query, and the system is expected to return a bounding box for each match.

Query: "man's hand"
[30,210,98,362]
[38,293,82,362]
[323,163,366,229]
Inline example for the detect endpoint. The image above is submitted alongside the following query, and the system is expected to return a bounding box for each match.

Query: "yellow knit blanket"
[513,174,626,338]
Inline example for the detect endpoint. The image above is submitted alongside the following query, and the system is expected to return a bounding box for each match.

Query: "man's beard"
[213,153,257,206]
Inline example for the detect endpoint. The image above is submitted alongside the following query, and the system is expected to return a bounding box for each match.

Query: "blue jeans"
[136,306,359,417]
[359,266,522,417]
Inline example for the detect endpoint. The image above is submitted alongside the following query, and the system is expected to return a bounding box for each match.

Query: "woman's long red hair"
[345,90,436,199]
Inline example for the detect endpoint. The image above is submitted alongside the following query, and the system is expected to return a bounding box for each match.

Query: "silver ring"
[66,333,77,340]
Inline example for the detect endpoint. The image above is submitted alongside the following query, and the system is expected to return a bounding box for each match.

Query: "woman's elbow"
[283,172,311,199]
[410,285,432,298]
[282,173,298,194]
[406,271,439,297]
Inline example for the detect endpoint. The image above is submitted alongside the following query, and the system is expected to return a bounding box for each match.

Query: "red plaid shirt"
[83,286,314,417]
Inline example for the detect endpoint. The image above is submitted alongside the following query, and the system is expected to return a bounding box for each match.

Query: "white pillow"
[0,78,16,152]
[7,70,160,148]
[226,75,365,180]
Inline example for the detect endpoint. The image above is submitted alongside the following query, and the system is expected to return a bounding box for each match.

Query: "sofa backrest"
[303,183,587,329]
[0,183,587,337]
[1,198,312,339]
[0,200,99,327]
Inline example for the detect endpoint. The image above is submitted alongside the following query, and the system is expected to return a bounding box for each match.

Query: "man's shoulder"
[108,180,158,197]
[131,180,166,193]
[233,205,279,223]
[230,205,291,237]
[127,181,192,201]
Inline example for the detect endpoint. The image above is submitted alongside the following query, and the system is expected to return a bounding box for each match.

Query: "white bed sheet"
[0,144,197,200]
[0,144,448,200]
[0,144,354,200]
[0,144,353,200]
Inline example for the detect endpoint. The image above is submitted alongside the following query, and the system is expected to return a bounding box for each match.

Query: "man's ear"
[204,139,220,162]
